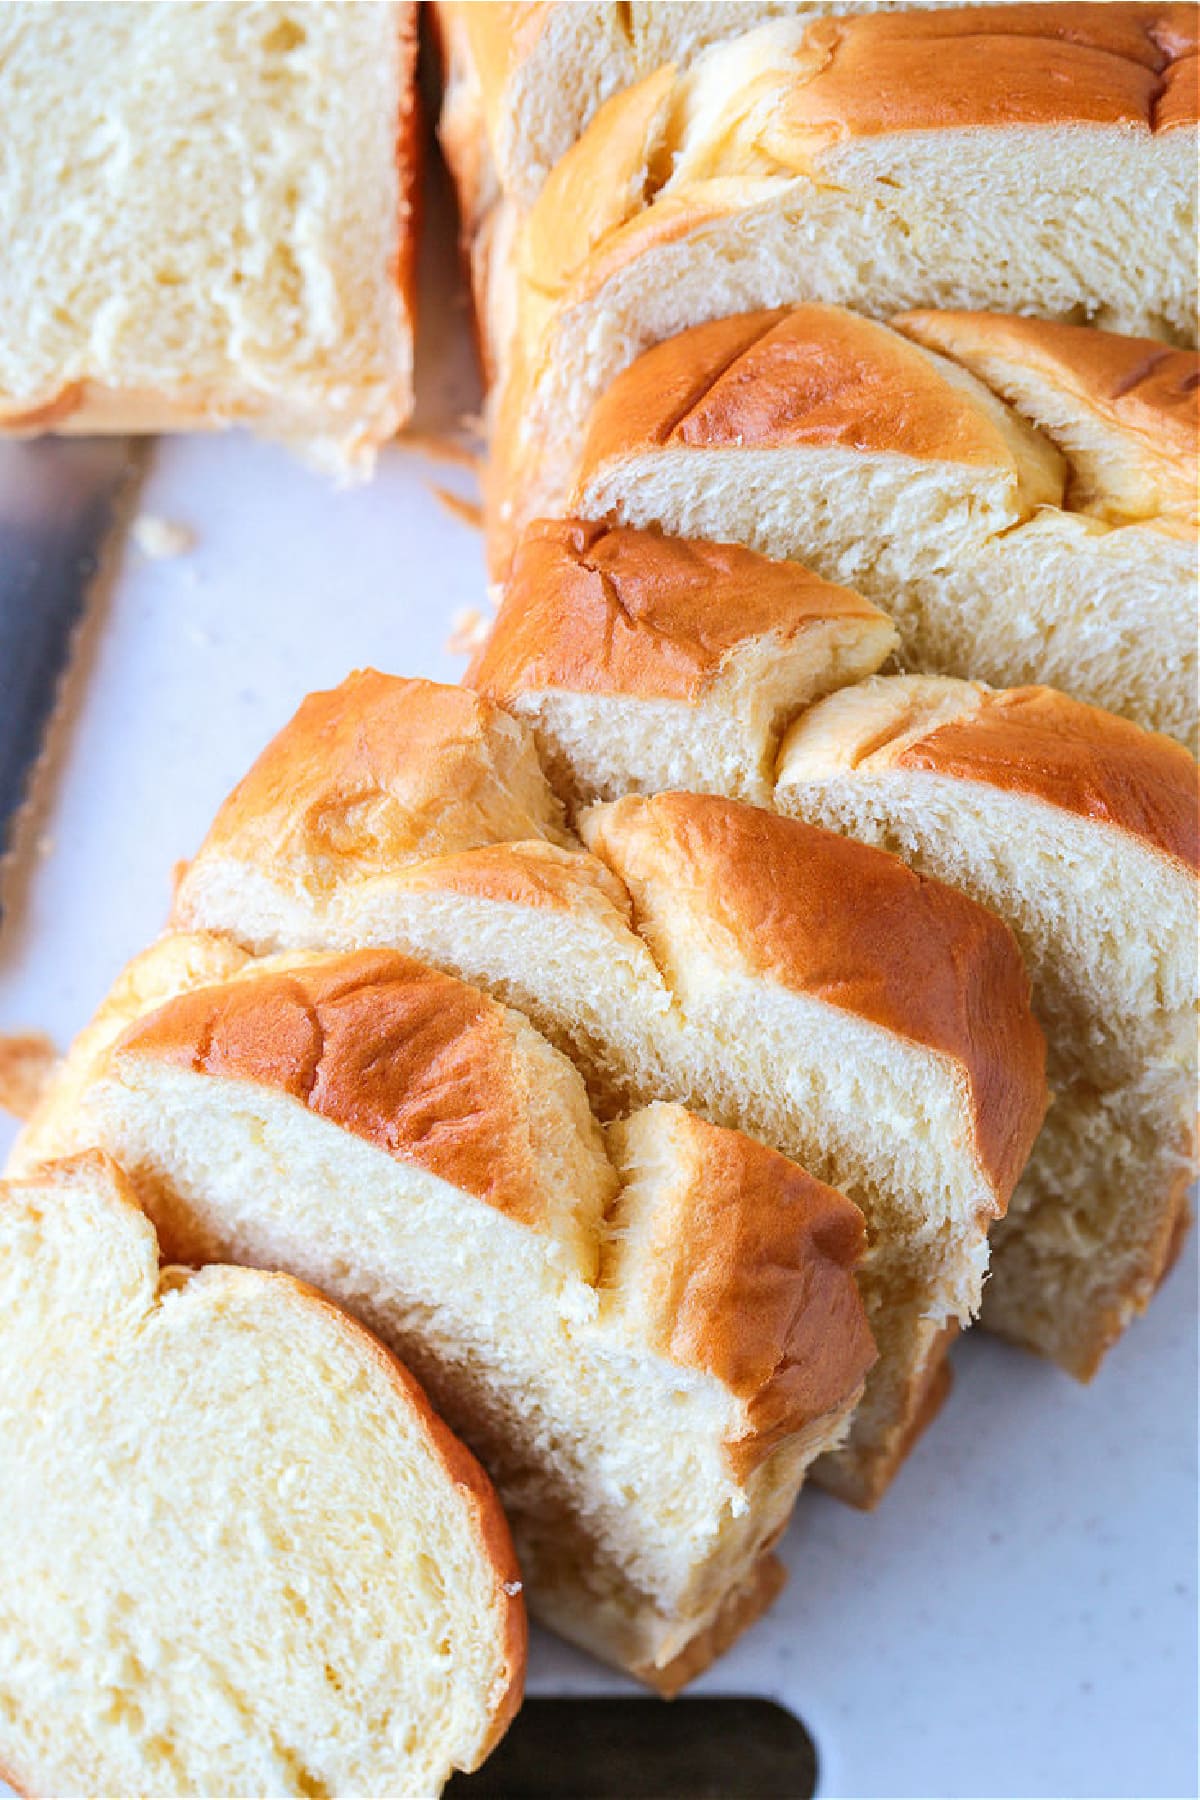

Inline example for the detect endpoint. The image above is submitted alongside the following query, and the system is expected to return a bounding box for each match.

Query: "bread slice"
[776,675,1199,1376]
[467,517,899,806]
[485,5,1197,566]
[166,672,1047,1506]
[0,3,417,470]
[0,1151,524,1799]
[434,1,918,219]
[570,306,1198,743]
[10,943,875,1689]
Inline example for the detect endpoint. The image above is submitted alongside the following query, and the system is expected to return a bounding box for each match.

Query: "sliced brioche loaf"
[0,1150,524,1799]
[486,5,1198,563]
[0,3,417,470]
[468,518,899,805]
[570,307,1198,743]
[776,675,1199,1375]
[166,672,1047,1506]
[472,539,1197,1375]
[11,944,874,1689]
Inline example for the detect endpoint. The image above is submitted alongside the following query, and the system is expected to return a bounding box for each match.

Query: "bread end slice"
[0,1150,524,1798]
[0,4,419,470]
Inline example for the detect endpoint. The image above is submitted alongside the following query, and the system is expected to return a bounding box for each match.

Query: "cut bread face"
[777,674,1199,1375]
[467,517,899,805]
[166,673,1047,1506]
[0,3,417,469]
[0,1152,524,1800]
[486,7,1197,564]
[13,945,874,1689]
[571,307,1198,744]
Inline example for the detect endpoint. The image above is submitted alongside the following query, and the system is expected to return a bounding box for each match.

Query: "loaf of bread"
[470,525,1198,1377]
[11,940,874,1689]
[155,672,1047,1508]
[568,308,1198,744]
[484,4,1198,566]
[0,1151,524,1798]
[0,3,418,470]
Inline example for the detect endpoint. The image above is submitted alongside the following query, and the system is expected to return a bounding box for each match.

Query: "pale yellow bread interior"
[0,1152,525,1799]
[0,3,417,470]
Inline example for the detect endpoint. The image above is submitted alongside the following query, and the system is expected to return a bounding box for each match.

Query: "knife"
[445,1697,818,1799]
[0,437,141,921]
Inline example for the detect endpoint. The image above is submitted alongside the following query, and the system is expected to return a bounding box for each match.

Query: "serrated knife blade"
[0,436,139,918]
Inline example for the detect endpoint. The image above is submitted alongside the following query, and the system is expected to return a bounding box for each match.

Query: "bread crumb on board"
[0,1032,59,1121]
[431,485,484,531]
[446,607,492,657]
[133,515,196,559]
[400,430,481,474]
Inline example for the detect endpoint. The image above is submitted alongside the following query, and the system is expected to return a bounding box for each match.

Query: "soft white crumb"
[133,515,196,559]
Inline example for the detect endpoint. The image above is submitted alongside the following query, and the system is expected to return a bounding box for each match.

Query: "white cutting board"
[0,168,1194,1800]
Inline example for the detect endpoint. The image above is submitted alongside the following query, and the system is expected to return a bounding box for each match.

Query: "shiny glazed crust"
[583,791,1047,1206]
[892,686,1200,870]
[468,516,894,704]
[111,949,571,1234]
[607,1106,876,1480]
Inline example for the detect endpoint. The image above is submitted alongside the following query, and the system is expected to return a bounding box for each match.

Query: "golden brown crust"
[775,7,1191,152]
[177,671,566,897]
[388,838,635,921]
[575,304,1049,479]
[433,3,553,144]
[895,309,1199,524]
[678,1123,875,1479]
[393,2,421,353]
[897,686,1200,872]
[469,517,891,706]
[299,1281,527,1762]
[111,949,561,1232]
[517,5,1194,318]
[585,792,1047,1205]
[636,1552,788,1697]
[610,1107,875,1479]
[1157,49,1200,126]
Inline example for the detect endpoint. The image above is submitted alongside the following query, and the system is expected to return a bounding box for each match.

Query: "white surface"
[0,190,1195,1800]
